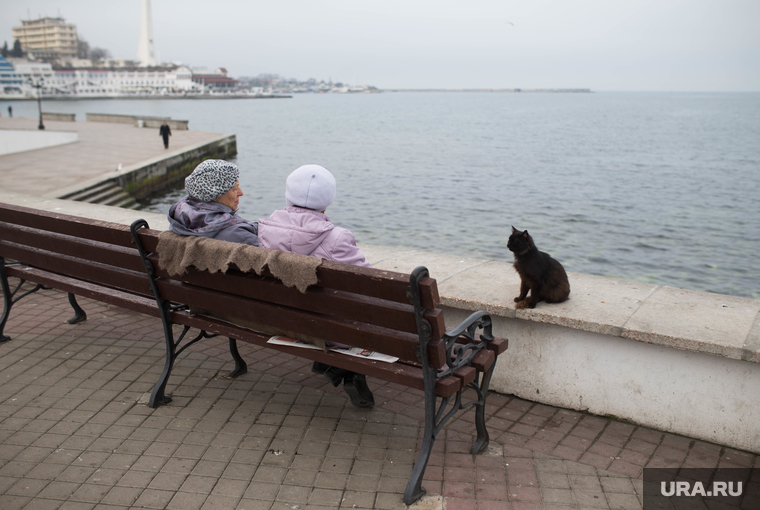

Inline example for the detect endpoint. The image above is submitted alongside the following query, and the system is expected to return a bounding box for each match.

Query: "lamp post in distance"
[27,77,45,130]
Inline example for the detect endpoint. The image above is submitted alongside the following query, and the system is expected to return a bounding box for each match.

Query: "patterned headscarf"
[185,159,239,202]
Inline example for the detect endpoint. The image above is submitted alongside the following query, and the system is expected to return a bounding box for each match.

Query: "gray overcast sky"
[3,0,759,91]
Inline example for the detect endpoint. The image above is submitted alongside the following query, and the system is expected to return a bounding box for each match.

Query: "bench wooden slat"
[317,260,440,310]
[156,279,448,367]
[0,221,145,273]
[0,203,134,248]
[471,349,495,373]
[454,366,477,387]
[0,240,153,298]
[487,337,508,355]
[166,315,461,398]
[153,264,446,340]
[5,266,159,317]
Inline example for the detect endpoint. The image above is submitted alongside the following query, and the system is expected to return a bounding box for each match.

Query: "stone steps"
[61,180,139,209]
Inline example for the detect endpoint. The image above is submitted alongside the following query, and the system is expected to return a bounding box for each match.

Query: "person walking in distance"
[159,121,171,149]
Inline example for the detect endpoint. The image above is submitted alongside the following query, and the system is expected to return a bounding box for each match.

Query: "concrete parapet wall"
[42,112,75,122]
[140,118,189,130]
[0,191,756,453]
[86,113,140,124]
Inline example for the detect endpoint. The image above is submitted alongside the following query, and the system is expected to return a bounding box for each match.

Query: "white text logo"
[661,481,742,497]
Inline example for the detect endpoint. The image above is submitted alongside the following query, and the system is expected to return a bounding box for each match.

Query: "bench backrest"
[0,204,446,367]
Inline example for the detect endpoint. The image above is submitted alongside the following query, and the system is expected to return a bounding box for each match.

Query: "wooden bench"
[0,203,508,505]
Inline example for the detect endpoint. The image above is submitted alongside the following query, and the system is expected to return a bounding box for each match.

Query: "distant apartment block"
[12,17,79,60]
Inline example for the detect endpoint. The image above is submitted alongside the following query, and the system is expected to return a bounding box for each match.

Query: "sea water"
[9,92,760,298]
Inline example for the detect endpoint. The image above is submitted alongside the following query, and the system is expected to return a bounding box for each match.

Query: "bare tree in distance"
[77,39,90,59]
[89,47,111,61]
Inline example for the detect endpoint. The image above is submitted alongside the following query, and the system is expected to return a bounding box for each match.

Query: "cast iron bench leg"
[471,365,496,454]
[1,260,55,342]
[148,323,183,408]
[228,338,247,377]
[67,293,87,324]
[404,386,446,505]
[0,260,11,343]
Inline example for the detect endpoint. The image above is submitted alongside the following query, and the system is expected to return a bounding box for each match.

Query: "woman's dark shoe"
[311,362,348,387]
[343,373,374,408]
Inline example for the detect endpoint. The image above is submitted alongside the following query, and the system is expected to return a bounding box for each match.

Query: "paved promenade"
[1,283,757,510]
[0,117,232,198]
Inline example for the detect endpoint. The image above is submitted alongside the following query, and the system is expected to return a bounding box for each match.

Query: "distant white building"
[190,67,239,91]
[50,66,200,96]
[4,59,201,97]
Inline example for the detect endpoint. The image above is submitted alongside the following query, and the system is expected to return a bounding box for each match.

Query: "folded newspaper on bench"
[267,336,398,363]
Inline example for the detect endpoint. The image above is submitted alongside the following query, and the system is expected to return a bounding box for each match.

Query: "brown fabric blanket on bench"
[157,231,322,293]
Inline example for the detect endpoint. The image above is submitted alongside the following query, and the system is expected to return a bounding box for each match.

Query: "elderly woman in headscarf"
[167,159,258,245]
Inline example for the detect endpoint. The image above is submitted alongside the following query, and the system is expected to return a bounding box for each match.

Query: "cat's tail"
[545,271,570,304]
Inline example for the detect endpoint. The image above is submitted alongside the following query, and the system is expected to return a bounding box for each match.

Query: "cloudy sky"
[3,0,759,91]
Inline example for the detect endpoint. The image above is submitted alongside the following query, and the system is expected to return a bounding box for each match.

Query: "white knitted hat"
[285,164,336,211]
[185,160,239,202]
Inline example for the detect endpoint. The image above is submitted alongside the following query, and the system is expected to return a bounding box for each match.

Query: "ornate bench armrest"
[439,310,495,377]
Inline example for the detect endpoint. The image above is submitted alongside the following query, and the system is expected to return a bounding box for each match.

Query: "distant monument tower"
[136,0,156,66]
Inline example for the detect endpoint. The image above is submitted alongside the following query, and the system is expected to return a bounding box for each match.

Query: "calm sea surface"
[12,92,760,299]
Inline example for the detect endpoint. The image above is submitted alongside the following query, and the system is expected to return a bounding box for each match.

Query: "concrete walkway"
[1,283,757,510]
[0,117,232,199]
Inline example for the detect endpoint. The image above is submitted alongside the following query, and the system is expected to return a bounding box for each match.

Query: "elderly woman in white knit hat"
[167,159,258,246]
[258,164,374,407]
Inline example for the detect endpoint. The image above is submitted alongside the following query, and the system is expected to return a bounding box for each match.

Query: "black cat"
[507,226,570,309]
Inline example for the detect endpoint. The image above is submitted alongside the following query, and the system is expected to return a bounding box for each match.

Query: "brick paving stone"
[600,476,637,494]
[607,460,643,478]
[525,438,559,455]
[580,451,615,471]
[618,448,650,467]
[573,488,609,508]
[537,472,571,490]
[541,487,575,505]
[550,445,584,462]
[166,491,207,510]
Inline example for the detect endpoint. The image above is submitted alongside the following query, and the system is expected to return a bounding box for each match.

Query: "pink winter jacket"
[258,207,372,267]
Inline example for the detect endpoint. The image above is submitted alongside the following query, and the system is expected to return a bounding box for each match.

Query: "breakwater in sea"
[5,92,759,298]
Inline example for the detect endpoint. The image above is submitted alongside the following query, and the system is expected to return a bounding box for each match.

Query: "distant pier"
[0,116,236,208]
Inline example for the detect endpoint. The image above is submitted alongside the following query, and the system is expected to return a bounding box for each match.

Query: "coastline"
[0,94,292,101]
[381,88,593,93]
[0,89,593,101]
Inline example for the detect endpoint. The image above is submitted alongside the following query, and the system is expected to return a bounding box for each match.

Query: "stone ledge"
[359,246,760,365]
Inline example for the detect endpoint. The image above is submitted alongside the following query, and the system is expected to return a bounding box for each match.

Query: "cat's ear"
[511,225,517,233]
[523,230,529,237]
